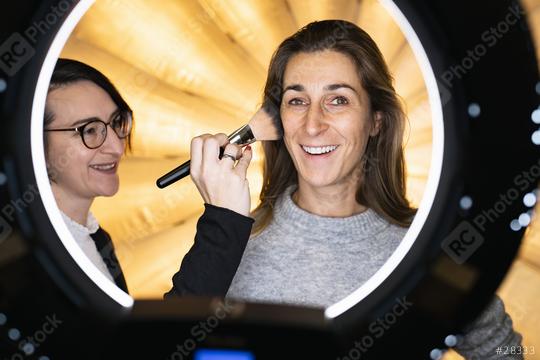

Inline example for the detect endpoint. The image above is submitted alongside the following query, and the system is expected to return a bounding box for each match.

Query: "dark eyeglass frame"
[44,112,132,149]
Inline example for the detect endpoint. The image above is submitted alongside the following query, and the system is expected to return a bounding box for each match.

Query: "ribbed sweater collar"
[272,185,389,242]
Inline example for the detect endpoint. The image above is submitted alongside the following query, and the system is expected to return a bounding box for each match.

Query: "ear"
[370,111,382,137]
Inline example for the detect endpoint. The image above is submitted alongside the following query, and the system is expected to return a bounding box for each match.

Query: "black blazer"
[86,205,253,298]
[90,227,129,293]
[165,204,253,298]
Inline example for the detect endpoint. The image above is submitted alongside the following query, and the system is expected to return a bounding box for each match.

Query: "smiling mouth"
[301,145,339,155]
[89,162,118,172]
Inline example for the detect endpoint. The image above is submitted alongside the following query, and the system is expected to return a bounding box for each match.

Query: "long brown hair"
[252,20,416,234]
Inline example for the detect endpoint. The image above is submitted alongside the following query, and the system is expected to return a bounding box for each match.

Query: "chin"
[100,189,119,197]
[299,172,340,189]
[94,182,119,197]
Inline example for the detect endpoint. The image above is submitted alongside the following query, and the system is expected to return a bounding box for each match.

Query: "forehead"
[46,80,117,126]
[282,50,362,88]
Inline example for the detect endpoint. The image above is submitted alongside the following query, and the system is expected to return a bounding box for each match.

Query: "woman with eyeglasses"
[43,59,252,296]
[43,59,134,292]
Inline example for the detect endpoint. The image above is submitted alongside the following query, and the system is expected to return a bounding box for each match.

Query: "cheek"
[278,119,299,161]
[281,120,298,154]
[341,112,371,139]
[47,140,93,179]
[47,138,69,171]
[280,112,301,139]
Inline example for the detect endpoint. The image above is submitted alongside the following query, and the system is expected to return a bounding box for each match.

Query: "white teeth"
[91,163,115,170]
[301,145,338,155]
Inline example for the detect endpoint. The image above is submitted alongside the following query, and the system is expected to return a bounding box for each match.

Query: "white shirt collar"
[60,210,100,236]
[60,210,114,283]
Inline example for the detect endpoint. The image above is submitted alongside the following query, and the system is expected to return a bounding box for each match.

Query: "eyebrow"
[71,117,100,127]
[325,83,358,94]
[70,109,120,127]
[283,84,304,93]
[282,83,359,94]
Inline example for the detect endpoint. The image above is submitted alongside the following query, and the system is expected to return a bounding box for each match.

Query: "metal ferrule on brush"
[227,124,256,146]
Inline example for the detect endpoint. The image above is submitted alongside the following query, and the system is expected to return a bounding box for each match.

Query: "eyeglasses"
[44,112,133,149]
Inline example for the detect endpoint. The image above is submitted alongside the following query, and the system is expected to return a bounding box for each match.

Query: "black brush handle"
[156,160,190,188]
[156,147,225,188]
[156,124,254,189]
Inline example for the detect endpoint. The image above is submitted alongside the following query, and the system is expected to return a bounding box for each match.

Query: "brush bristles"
[248,107,283,141]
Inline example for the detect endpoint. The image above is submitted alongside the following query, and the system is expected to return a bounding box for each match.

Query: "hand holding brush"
[156,106,282,188]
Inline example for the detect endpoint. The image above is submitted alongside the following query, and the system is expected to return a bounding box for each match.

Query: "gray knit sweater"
[227,186,523,358]
[227,185,407,307]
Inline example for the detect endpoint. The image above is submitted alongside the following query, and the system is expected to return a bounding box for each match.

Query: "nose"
[100,126,125,157]
[304,102,328,136]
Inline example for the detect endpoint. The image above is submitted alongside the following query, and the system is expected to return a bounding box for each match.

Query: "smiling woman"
[227,20,416,308]
[281,51,383,218]
[216,20,523,359]
[43,58,133,291]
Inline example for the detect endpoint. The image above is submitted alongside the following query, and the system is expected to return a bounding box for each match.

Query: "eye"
[288,98,307,106]
[83,125,98,135]
[111,115,123,130]
[82,121,105,136]
[329,96,349,105]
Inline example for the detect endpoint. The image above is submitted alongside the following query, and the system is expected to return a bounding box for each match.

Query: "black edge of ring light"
[0,2,115,311]
[0,1,134,357]
[0,0,538,359]
[330,0,539,358]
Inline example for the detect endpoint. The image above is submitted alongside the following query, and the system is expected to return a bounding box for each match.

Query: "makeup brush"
[156,107,282,188]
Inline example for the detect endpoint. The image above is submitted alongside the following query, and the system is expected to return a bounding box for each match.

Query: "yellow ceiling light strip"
[61,38,251,158]
[72,0,265,112]
[288,0,361,27]
[198,0,298,69]
[357,0,405,63]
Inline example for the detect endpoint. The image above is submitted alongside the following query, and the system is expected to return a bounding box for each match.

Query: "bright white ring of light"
[29,0,442,314]
[30,0,133,308]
